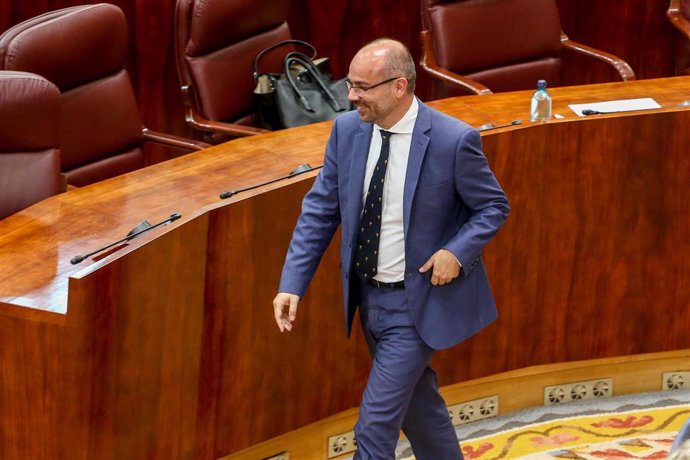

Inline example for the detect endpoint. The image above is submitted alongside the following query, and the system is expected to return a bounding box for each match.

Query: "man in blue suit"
[273,38,509,459]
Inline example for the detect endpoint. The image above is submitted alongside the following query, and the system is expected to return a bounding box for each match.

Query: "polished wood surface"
[4,76,688,314]
[1,77,690,458]
[0,121,332,314]
[429,75,690,126]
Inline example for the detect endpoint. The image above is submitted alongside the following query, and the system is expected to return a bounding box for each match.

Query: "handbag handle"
[253,40,317,81]
[283,51,344,113]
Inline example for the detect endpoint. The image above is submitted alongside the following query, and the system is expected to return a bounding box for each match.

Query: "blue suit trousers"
[354,282,464,460]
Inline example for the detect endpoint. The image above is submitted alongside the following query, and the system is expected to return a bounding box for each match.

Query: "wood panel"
[199,188,370,457]
[0,215,209,459]
[440,108,690,380]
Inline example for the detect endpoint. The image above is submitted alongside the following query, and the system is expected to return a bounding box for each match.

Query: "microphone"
[582,108,645,116]
[70,212,182,265]
[582,109,606,115]
[220,163,321,199]
[476,120,522,132]
[289,163,313,175]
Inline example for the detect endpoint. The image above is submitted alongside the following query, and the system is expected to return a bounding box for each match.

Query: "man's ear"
[395,78,408,97]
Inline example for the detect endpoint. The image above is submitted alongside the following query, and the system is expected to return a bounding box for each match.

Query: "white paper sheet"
[568,97,661,116]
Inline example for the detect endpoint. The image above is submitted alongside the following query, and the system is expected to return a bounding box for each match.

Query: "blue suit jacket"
[279,100,509,350]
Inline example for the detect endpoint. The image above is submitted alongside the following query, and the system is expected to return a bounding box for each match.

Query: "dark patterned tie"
[354,130,393,281]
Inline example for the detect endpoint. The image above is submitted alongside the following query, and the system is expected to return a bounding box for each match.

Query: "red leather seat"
[420,0,636,98]
[0,71,62,220]
[174,0,293,141]
[0,4,207,187]
[668,0,690,75]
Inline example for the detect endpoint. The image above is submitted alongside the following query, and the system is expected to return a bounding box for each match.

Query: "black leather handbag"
[254,41,352,130]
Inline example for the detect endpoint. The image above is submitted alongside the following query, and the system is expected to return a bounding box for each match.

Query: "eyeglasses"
[344,76,402,96]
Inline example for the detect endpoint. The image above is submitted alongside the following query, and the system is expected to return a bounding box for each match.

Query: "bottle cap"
[537,79,547,89]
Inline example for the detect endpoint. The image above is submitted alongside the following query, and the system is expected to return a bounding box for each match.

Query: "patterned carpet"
[392,389,690,459]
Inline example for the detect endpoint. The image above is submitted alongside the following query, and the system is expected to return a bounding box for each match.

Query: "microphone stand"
[219,163,320,199]
[70,212,182,265]
[476,120,522,132]
[581,109,612,115]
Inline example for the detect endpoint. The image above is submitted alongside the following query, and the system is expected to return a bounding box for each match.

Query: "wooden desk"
[429,75,690,125]
[1,77,689,459]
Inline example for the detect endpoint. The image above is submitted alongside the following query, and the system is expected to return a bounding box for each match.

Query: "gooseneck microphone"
[219,163,320,199]
[582,108,646,116]
[476,120,522,132]
[70,212,182,265]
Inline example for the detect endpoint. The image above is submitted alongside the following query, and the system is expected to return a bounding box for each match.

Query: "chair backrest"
[174,0,293,127]
[0,4,145,187]
[422,0,564,95]
[681,0,690,22]
[0,71,61,219]
[674,0,690,75]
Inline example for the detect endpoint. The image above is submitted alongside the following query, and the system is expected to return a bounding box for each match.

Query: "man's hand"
[273,293,300,332]
[419,249,461,285]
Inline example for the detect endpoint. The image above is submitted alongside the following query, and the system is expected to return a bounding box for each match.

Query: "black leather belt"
[367,279,405,289]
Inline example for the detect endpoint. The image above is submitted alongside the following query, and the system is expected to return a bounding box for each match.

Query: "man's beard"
[355,102,374,123]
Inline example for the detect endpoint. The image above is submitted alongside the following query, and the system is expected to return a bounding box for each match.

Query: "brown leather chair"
[668,0,690,75]
[174,0,294,141]
[0,71,62,219]
[420,0,636,98]
[0,4,208,187]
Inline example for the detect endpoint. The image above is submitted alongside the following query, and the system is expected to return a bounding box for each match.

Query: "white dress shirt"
[361,98,418,283]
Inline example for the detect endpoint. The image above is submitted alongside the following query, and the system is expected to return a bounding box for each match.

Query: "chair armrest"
[668,0,690,38]
[181,85,269,138]
[561,33,636,81]
[142,128,211,151]
[419,30,493,96]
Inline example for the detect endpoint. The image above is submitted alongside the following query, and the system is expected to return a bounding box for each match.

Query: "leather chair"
[174,0,294,141]
[668,0,690,75]
[420,0,636,98]
[0,71,62,220]
[0,4,208,187]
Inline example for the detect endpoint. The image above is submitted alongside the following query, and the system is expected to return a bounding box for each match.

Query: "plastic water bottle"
[530,80,552,122]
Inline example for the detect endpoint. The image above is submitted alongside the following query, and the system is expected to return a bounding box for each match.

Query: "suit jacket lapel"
[403,101,431,239]
[347,122,373,240]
